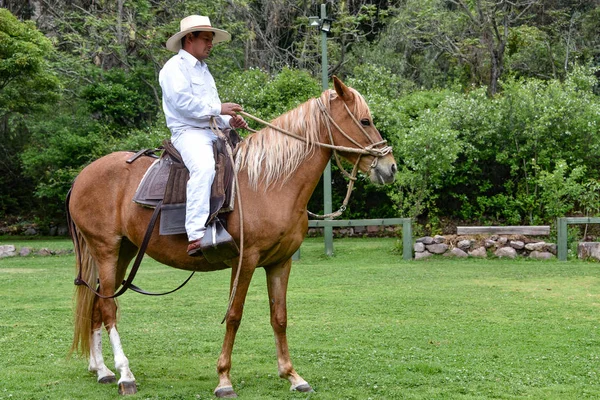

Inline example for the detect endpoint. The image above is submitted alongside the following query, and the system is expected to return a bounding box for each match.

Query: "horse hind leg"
[90,238,139,395]
[90,296,137,395]
[88,298,116,384]
[265,259,313,393]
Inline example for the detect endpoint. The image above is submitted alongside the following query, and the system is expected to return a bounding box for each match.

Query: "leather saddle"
[131,130,241,262]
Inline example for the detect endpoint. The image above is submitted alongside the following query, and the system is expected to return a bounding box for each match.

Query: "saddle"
[131,130,241,262]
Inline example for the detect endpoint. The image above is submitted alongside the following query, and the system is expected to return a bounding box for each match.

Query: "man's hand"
[230,115,248,130]
[221,102,243,116]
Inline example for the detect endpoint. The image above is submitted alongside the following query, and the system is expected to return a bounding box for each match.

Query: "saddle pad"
[132,157,173,208]
[132,141,236,236]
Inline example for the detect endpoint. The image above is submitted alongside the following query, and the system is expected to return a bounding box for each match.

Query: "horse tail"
[66,189,97,357]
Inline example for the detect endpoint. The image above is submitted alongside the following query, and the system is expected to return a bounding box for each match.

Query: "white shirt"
[159,49,231,139]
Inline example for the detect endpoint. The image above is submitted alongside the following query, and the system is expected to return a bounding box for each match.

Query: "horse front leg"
[265,259,313,393]
[215,261,257,398]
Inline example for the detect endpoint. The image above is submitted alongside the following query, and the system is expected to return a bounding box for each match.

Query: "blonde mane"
[236,87,371,191]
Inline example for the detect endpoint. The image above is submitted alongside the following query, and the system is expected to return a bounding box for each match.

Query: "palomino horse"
[67,77,397,397]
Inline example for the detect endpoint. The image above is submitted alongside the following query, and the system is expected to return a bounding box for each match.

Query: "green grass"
[0,236,74,252]
[1,237,600,399]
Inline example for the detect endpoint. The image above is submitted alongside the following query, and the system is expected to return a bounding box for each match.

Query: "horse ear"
[333,76,353,101]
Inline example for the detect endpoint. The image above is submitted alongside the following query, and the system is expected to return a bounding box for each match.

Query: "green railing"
[557,217,600,261]
[295,218,412,261]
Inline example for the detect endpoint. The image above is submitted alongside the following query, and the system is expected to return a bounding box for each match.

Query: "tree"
[447,0,538,95]
[0,8,60,217]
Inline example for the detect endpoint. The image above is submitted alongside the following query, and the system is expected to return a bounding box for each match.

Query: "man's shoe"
[187,239,203,257]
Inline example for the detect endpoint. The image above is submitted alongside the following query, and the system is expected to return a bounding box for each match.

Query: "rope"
[216,94,394,313]
[238,97,391,219]
[209,118,245,324]
[238,111,390,157]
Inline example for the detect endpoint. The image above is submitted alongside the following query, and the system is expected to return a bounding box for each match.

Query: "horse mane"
[236,87,370,191]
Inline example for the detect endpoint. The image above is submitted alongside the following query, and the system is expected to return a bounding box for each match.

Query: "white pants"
[172,128,217,241]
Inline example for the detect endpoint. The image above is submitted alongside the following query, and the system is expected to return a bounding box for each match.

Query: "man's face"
[186,31,214,61]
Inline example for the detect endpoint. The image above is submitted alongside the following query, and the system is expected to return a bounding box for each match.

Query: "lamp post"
[310,4,334,256]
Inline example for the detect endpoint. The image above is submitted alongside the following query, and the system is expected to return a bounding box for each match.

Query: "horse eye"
[360,119,371,126]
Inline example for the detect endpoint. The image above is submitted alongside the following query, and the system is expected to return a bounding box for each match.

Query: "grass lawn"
[1,237,600,399]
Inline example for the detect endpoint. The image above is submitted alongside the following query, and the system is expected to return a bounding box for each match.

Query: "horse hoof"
[214,386,238,398]
[118,381,138,395]
[293,383,314,393]
[98,375,116,384]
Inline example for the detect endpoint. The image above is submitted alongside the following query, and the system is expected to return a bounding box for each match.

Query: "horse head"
[326,76,397,185]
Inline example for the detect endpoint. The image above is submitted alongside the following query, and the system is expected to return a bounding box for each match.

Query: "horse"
[67,76,397,397]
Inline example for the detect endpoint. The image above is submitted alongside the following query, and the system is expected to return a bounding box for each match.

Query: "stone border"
[413,234,556,260]
[0,244,73,258]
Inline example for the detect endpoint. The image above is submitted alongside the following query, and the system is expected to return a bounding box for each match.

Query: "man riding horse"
[159,15,248,256]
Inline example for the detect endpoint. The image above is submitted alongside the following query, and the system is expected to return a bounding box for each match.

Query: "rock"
[49,226,58,236]
[367,225,381,234]
[497,237,508,245]
[457,240,471,250]
[510,240,525,250]
[0,245,17,258]
[417,236,435,245]
[37,248,53,256]
[433,235,445,244]
[415,250,433,260]
[468,246,487,258]
[24,227,37,236]
[529,251,554,260]
[354,226,366,234]
[426,243,449,254]
[484,239,496,248]
[495,247,517,259]
[19,247,32,256]
[546,243,557,255]
[578,242,600,261]
[447,248,468,257]
[336,228,352,237]
[55,249,73,256]
[57,226,69,236]
[414,242,425,252]
[525,242,546,251]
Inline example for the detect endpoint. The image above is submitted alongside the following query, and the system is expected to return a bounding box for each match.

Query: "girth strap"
[74,200,194,298]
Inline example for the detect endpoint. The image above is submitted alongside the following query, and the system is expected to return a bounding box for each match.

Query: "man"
[159,15,248,256]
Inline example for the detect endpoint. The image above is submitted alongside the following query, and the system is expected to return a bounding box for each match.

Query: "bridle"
[238,89,393,218]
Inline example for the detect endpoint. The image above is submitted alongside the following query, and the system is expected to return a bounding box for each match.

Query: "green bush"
[397,66,600,225]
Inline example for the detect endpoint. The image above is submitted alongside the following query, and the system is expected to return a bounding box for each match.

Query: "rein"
[216,91,392,321]
[238,90,392,219]
[209,118,245,323]
[68,194,196,299]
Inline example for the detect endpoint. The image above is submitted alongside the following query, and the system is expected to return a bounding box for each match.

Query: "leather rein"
[68,90,392,301]
[238,89,392,219]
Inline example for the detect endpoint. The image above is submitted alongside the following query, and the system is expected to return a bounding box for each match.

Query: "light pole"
[309,4,334,256]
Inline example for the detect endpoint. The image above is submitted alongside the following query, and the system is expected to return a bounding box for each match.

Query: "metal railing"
[557,217,600,261]
[294,218,412,261]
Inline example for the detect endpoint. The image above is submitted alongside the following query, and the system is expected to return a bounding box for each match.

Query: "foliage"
[536,160,586,221]
[80,68,157,130]
[3,2,600,229]
[0,8,61,218]
[220,67,321,123]
[20,107,105,220]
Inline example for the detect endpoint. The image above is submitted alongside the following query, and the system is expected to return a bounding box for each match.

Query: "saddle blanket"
[132,139,236,236]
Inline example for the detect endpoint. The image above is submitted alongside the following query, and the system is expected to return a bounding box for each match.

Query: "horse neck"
[288,139,333,200]
[238,92,335,197]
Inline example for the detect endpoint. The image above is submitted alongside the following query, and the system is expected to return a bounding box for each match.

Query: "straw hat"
[166,15,231,52]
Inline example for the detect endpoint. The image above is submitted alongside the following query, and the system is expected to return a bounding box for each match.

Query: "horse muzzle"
[369,155,397,185]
